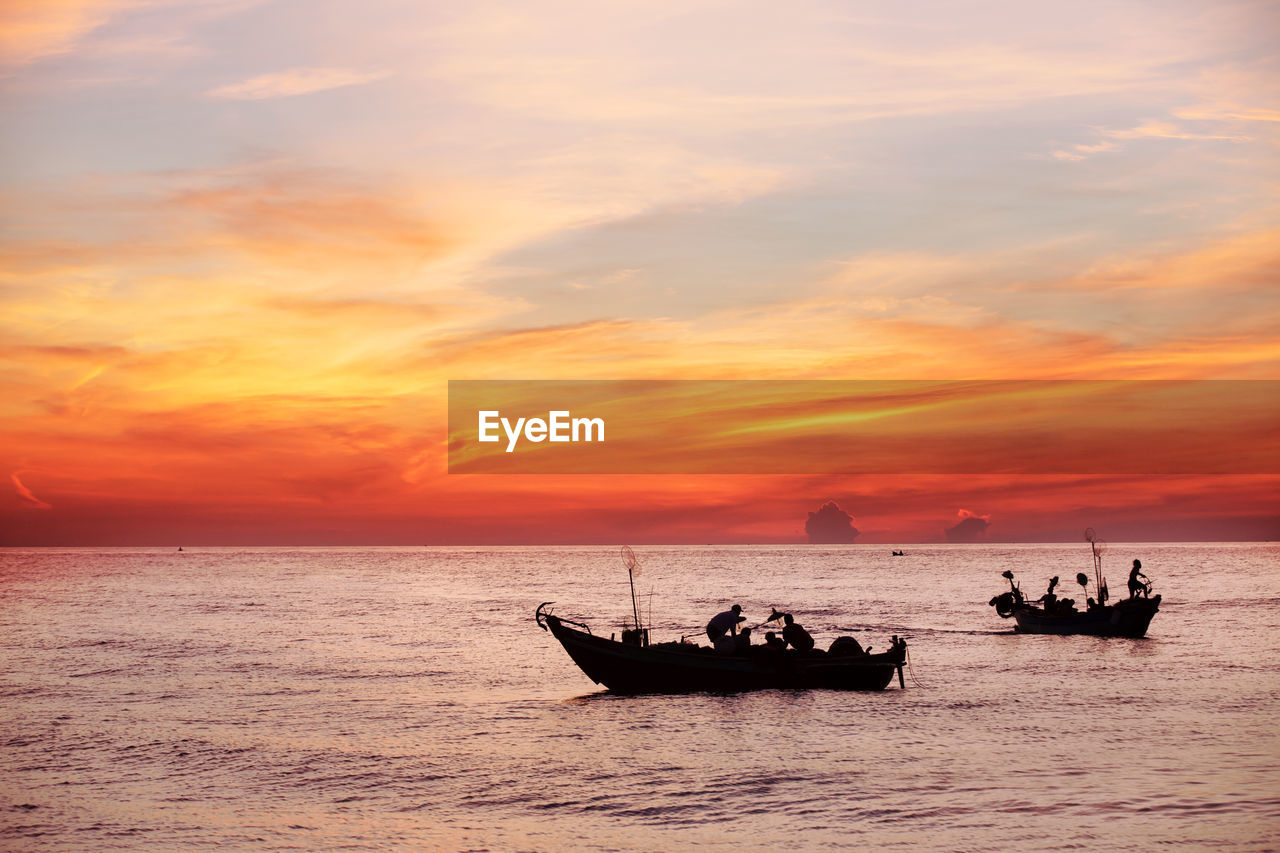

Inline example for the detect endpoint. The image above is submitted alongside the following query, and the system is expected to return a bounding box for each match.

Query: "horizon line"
[2,539,1275,548]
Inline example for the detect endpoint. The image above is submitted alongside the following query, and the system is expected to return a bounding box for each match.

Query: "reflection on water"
[1,544,1278,850]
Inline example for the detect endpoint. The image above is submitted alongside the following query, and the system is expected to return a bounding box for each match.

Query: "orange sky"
[2,1,1278,544]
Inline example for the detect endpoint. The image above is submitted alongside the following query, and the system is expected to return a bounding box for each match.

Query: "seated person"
[782,613,815,653]
[763,631,787,651]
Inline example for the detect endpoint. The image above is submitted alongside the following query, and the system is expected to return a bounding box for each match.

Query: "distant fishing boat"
[988,528,1161,638]
[536,546,908,693]
[998,595,1160,637]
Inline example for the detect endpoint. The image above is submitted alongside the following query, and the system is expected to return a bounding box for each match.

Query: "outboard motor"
[989,591,1018,618]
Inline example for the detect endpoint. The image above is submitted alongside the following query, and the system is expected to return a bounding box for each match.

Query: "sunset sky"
[3,0,1278,544]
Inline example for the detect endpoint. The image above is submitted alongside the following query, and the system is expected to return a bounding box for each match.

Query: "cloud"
[1059,227,1280,294]
[1049,120,1251,161]
[1175,107,1280,123]
[1174,55,1280,126]
[1104,120,1251,142]
[12,472,52,509]
[170,166,451,264]
[805,500,859,544]
[429,4,1192,133]
[0,0,132,66]
[945,508,990,543]
[1050,141,1118,162]
[207,67,390,100]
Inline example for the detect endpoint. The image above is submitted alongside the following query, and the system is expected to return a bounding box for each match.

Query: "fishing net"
[621,544,641,577]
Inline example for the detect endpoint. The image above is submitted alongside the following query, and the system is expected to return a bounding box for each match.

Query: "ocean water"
[1,544,1278,852]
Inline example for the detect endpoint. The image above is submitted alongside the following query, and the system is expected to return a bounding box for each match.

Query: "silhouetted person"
[1038,576,1060,612]
[733,626,753,655]
[751,629,786,663]
[706,604,745,643]
[782,613,815,653]
[1002,570,1024,604]
[1128,559,1150,599]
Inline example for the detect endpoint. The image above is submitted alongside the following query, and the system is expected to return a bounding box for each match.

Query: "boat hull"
[542,614,904,693]
[1012,595,1161,638]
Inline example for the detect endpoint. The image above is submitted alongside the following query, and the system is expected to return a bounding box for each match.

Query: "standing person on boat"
[706,604,745,643]
[782,613,815,653]
[1128,559,1150,598]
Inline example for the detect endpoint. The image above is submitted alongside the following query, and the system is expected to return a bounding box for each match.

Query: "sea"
[1,544,1277,852]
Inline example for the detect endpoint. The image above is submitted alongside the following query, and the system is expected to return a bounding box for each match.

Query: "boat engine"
[989,591,1018,618]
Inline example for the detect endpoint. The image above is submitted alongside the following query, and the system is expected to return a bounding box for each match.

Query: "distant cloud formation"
[11,473,52,510]
[806,500,859,544]
[208,68,390,100]
[945,509,990,543]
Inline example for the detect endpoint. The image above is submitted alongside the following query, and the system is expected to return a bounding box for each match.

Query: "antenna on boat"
[621,545,642,632]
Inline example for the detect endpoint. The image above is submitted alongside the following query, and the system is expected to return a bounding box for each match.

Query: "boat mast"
[1086,528,1107,604]
[621,545,641,631]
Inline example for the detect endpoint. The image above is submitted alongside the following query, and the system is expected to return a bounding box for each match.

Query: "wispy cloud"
[1050,141,1118,162]
[11,472,52,509]
[1051,119,1252,161]
[1175,107,1280,123]
[1058,227,1280,293]
[0,0,131,66]
[1105,120,1251,142]
[207,67,390,100]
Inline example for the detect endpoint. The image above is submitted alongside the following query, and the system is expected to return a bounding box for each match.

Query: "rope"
[905,647,926,689]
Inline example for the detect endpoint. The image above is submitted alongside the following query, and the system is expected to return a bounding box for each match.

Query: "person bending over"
[706,604,746,643]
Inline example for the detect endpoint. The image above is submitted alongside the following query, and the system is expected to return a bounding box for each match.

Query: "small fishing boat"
[537,603,908,693]
[536,546,908,693]
[998,594,1161,637]
[988,529,1161,638]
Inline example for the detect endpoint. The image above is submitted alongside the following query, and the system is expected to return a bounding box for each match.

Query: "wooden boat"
[1005,594,1161,637]
[989,531,1161,638]
[536,603,908,693]
[989,584,1161,637]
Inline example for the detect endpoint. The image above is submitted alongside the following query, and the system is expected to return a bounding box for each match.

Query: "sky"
[2,0,1278,545]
